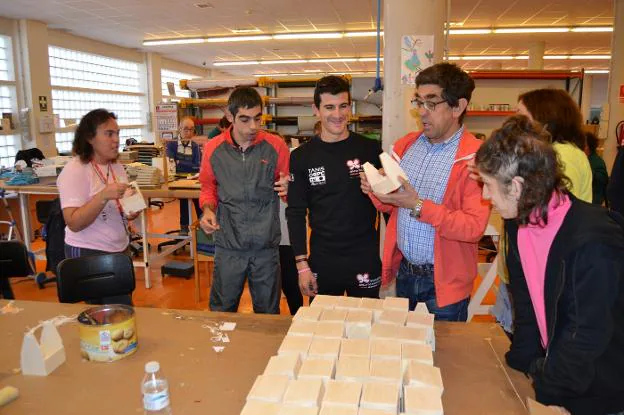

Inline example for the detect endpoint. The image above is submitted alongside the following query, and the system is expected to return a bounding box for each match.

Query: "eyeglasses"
[410,98,448,112]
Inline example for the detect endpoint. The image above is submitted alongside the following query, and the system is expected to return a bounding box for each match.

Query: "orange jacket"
[371,130,490,307]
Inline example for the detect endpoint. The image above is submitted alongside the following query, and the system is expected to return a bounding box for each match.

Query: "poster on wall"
[155,103,178,143]
[401,35,434,85]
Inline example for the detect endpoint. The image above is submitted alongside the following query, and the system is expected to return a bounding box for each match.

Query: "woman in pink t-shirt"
[57,109,139,260]
[475,116,624,415]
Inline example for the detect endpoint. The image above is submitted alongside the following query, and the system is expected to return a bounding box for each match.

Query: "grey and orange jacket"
[199,128,289,251]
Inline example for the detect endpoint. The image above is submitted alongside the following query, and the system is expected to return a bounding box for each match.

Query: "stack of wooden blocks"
[241,295,443,415]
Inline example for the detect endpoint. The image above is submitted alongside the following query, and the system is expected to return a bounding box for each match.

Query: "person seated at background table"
[165,116,202,234]
[585,132,608,205]
[208,116,231,139]
[516,88,593,202]
[57,109,139,303]
[475,115,624,415]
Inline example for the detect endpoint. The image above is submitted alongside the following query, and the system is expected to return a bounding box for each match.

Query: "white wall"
[590,74,609,109]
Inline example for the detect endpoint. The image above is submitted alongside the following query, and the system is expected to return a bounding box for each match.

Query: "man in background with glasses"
[287,75,383,300]
[361,63,489,321]
[165,116,202,234]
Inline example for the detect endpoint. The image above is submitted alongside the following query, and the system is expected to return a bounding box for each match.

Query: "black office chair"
[0,240,35,299]
[56,253,136,305]
[34,199,61,288]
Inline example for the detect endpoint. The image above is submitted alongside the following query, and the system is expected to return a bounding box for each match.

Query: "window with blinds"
[0,35,18,169]
[161,69,199,98]
[48,46,146,153]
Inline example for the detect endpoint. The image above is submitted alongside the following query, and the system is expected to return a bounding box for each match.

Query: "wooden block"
[334,296,362,310]
[360,382,400,413]
[358,298,385,322]
[319,407,359,415]
[320,308,348,322]
[370,359,402,385]
[278,406,319,415]
[406,312,434,329]
[263,354,302,379]
[397,326,429,345]
[346,309,373,324]
[401,344,434,366]
[322,380,363,409]
[309,338,341,360]
[283,378,325,408]
[340,339,370,359]
[414,303,430,315]
[403,386,443,415]
[247,375,290,403]
[310,295,339,309]
[278,335,312,358]
[383,297,409,311]
[298,358,336,382]
[379,152,409,191]
[288,320,317,337]
[370,323,400,340]
[335,356,370,381]
[345,310,373,339]
[370,338,402,360]
[314,321,345,339]
[404,361,443,391]
[363,162,400,195]
[378,310,408,326]
[241,401,281,415]
[294,307,323,322]
[357,409,396,415]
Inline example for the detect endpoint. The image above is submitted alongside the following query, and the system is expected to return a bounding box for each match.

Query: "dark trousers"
[179,198,202,229]
[311,249,381,298]
[64,243,133,306]
[396,259,469,321]
[210,247,281,314]
[279,245,302,315]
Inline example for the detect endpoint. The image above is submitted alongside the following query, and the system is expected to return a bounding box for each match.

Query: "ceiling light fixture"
[205,35,272,43]
[571,27,613,32]
[345,31,383,37]
[213,57,382,66]
[494,27,571,34]
[143,38,206,46]
[584,69,609,74]
[449,29,492,35]
[273,32,343,40]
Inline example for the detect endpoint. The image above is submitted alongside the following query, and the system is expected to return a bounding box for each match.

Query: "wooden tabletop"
[0,300,532,415]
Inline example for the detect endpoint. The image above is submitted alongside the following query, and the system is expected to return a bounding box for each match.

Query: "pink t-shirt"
[57,157,129,252]
[517,192,571,348]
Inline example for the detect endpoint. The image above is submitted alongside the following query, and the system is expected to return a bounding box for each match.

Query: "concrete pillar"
[381,0,446,151]
[580,74,593,124]
[145,52,162,143]
[528,41,545,70]
[604,0,624,171]
[16,19,55,156]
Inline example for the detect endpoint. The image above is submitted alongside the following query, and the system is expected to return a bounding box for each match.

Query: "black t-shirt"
[286,132,382,257]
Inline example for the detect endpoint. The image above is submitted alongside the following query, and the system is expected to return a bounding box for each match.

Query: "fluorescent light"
[260,59,307,65]
[143,38,206,46]
[570,55,611,60]
[571,27,613,33]
[304,69,322,72]
[206,35,272,42]
[345,31,382,37]
[449,29,492,35]
[448,56,461,61]
[357,57,381,62]
[213,61,260,66]
[543,55,569,60]
[585,70,609,74]
[458,56,514,60]
[494,27,570,33]
[273,32,343,40]
[514,56,529,60]
[309,58,358,63]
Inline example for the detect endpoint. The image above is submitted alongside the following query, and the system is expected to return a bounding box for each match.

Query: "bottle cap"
[145,361,160,373]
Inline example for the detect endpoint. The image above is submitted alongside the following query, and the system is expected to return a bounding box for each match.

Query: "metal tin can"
[78,305,138,362]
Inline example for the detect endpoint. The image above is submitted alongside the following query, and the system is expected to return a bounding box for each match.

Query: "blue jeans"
[396,259,469,321]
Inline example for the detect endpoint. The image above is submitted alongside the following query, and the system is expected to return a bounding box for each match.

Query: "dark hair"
[227,87,263,118]
[314,75,351,108]
[218,115,231,129]
[72,109,117,163]
[586,132,599,154]
[415,63,475,123]
[518,89,586,150]
[475,115,568,226]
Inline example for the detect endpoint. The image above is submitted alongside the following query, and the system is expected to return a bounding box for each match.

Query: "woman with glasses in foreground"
[475,115,624,415]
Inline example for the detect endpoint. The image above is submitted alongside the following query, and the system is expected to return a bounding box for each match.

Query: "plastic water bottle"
[142,361,172,414]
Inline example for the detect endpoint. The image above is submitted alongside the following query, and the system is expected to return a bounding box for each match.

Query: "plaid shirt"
[397,126,464,265]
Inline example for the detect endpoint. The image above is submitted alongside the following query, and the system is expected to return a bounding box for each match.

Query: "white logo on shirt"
[308,166,326,186]
[346,158,362,178]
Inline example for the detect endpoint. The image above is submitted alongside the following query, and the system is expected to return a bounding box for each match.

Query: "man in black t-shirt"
[286,76,382,298]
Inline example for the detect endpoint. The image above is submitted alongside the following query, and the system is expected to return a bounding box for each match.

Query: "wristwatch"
[410,199,424,218]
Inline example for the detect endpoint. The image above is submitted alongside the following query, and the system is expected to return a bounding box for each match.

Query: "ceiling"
[0,0,615,77]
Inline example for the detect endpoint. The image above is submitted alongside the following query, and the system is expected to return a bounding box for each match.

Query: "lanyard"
[91,161,129,233]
